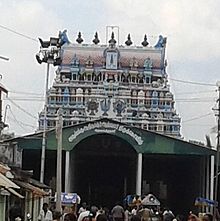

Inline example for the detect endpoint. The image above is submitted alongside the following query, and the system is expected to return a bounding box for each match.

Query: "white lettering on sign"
[68,121,143,145]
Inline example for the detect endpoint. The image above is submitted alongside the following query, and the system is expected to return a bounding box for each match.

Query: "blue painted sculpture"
[59,29,70,45]
[154,35,167,48]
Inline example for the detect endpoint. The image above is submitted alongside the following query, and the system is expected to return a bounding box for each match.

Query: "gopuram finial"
[93,32,100,45]
[76,32,83,44]
[142,34,149,47]
[108,32,117,46]
[125,34,133,46]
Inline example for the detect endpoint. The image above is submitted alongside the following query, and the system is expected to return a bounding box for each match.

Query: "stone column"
[136,153,143,196]
[65,151,70,193]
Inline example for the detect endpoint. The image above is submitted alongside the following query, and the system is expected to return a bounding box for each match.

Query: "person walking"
[111,203,124,221]
[38,203,53,221]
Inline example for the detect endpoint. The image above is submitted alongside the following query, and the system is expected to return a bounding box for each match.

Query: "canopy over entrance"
[11,118,215,156]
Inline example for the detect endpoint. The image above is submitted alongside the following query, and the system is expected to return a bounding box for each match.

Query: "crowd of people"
[35,202,217,221]
[8,199,219,221]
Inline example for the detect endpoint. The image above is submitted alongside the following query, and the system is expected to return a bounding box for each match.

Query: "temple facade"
[38,32,181,137]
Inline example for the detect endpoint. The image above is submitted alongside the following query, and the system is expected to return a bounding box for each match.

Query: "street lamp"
[36,34,63,185]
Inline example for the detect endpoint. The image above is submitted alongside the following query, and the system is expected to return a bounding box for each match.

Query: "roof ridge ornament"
[142,34,149,47]
[93,32,100,45]
[108,32,117,47]
[154,35,167,48]
[125,34,133,46]
[76,32,83,44]
[58,29,70,46]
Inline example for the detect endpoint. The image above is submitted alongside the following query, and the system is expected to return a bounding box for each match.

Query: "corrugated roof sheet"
[0,173,19,189]
[14,180,49,197]
[7,187,24,199]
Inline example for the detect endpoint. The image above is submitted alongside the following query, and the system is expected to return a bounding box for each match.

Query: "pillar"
[210,155,215,214]
[210,155,215,200]
[65,151,70,193]
[136,153,143,196]
[206,156,210,212]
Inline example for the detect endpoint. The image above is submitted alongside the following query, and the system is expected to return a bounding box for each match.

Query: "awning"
[0,173,20,189]
[29,178,50,189]
[14,180,49,197]
[6,188,24,199]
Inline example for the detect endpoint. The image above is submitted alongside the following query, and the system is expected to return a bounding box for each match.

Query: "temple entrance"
[71,134,137,207]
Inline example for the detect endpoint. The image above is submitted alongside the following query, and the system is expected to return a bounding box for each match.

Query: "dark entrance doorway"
[72,134,137,207]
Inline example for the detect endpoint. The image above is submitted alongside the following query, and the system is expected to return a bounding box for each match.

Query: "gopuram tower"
[38,31,181,138]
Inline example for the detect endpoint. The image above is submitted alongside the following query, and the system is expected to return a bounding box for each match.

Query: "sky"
[0,0,219,146]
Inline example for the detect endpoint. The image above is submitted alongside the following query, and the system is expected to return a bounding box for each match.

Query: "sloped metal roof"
[8,118,216,156]
[0,173,19,189]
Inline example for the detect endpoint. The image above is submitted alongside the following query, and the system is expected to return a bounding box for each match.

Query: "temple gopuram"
[38,31,181,138]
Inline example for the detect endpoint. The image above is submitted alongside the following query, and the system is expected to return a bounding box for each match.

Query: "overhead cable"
[7,97,38,120]
[0,24,38,42]
[168,78,216,86]
[182,112,213,123]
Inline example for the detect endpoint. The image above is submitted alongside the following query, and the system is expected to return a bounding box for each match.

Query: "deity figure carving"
[144,58,153,70]
[87,100,99,115]
[130,57,138,69]
[100,98,111,116]
[59,29,70,45]
[113,100,126,116]
[154,35,167,48]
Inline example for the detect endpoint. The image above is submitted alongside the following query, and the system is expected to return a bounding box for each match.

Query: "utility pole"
[56,108,63,212]
[214,81,220,218]
[40,62,50,183]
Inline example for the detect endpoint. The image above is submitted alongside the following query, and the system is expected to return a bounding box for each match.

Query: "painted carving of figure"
[144,58,153,70]
[87,100,99,115]
[130,57,138,69]
[55,72,61,83]
[104,73,108,82]
[154,35,167,48]
[113,100,126,116]
[100,98,111,116]
[59,29,70,46]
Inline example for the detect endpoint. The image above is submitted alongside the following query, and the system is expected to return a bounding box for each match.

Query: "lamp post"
[214,82,220,218]
[36,36,62,184]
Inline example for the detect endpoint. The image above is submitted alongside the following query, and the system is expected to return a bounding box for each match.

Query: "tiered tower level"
[39,32,181,137]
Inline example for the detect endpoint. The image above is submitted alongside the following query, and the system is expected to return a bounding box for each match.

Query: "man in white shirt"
[38,203,53,221]
[78,202,87,215]
[77,209,90,221]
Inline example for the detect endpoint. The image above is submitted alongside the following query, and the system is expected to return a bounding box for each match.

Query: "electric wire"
[182,112,213,123]
[175,90,216,95]
[168,77,216,86]
[0,24,38,42]
[9,90,43,96]
[6,97,38,120]
[7,116,37,129]
[7,108,28,132]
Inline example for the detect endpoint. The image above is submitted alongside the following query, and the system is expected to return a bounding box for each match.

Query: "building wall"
[0,141,22,168]
[0,195,6,221]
